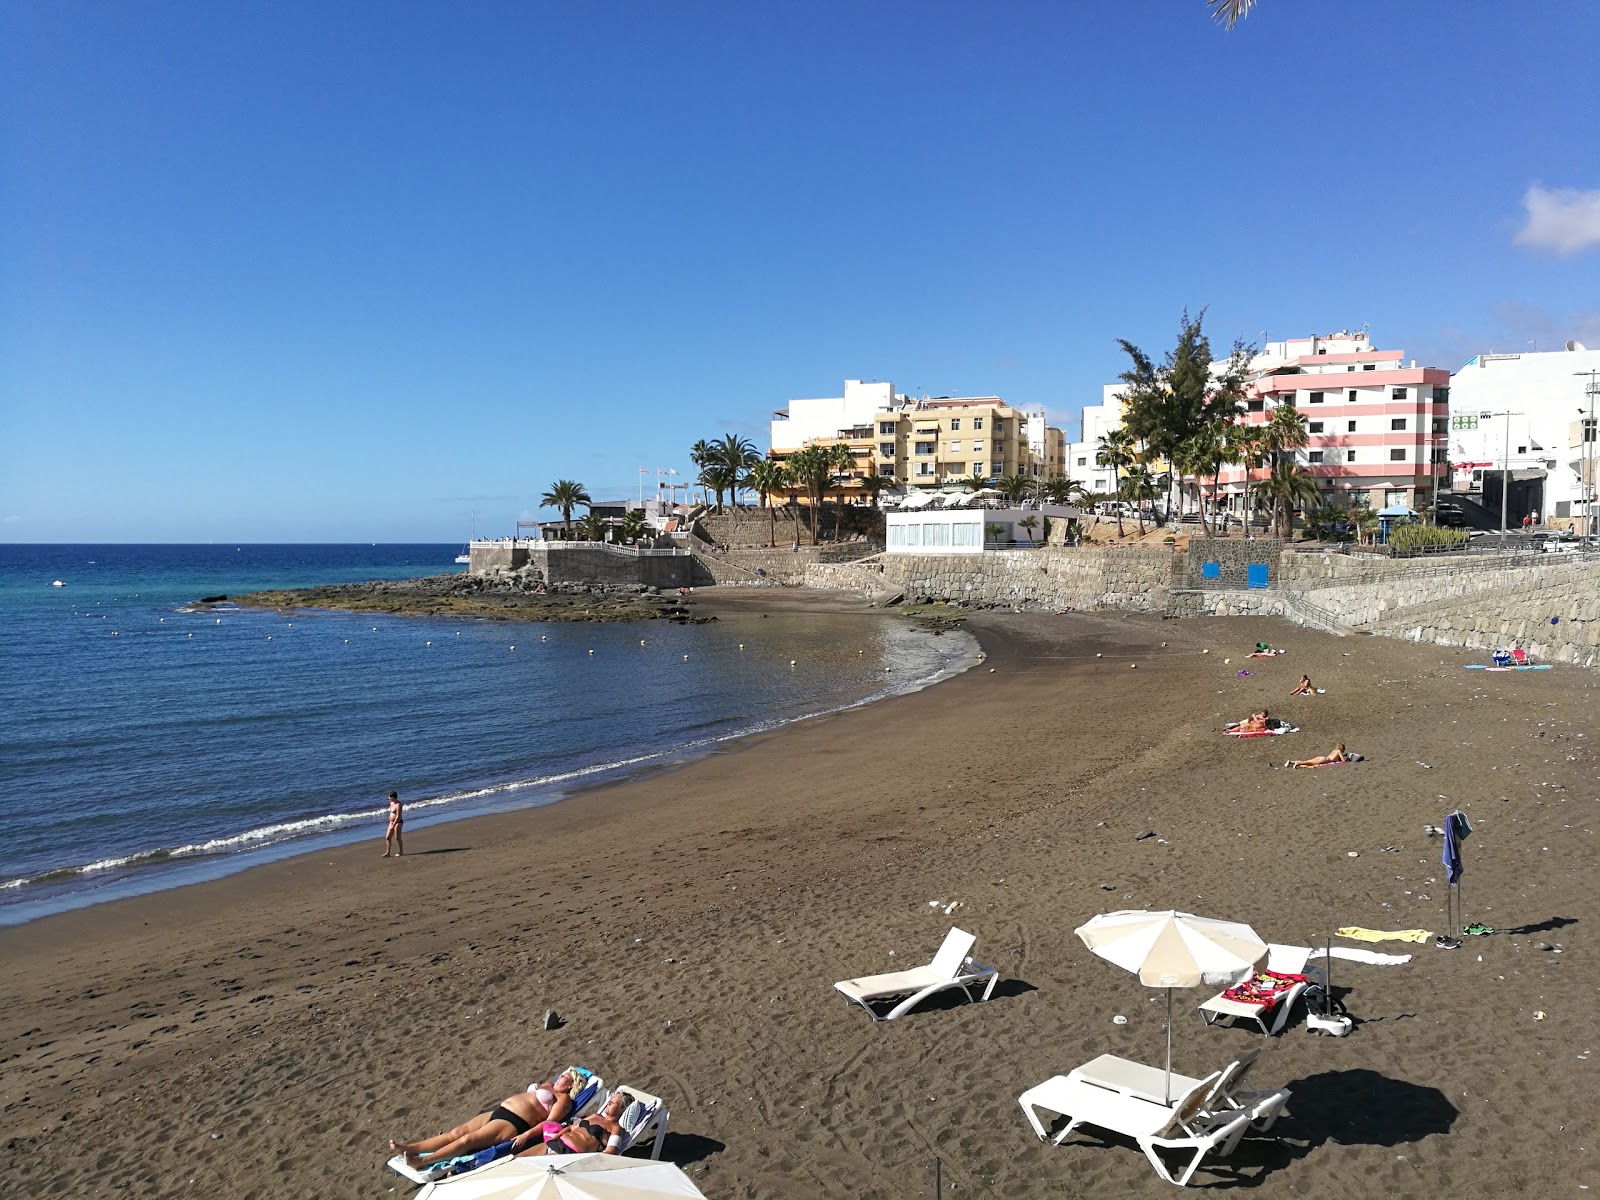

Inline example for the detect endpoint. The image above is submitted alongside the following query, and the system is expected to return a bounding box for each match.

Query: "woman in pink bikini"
[522,1091,634,1156]
[389,1071,580,1168]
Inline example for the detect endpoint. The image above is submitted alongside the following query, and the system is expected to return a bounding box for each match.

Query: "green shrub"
[1387,523,1469,554]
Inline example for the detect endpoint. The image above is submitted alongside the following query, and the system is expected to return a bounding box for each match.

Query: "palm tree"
[1018,514,1040,545]
[1225,424,1269,539]
[714,433,760,507]
[826,442,857,521]
[856,471,890,509]
[1120,464,1159,537]
[745,458,790,548]
[688,439,715,472]
[1257,461,1320,538]
[574,511,608,542]
[618,509,649,543]
[962,471,990,493]
[1040,477,1086,504]
[786,445,836,546]
[1096,429,1137,538]
[698,462,736,512]
[540,479,591,539]
[1261,404,1310,537]
[997,473,1033,504]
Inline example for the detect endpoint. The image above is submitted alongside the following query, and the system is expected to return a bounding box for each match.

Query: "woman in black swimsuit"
[523,1092,634,1156]
[389,1072,577,1168]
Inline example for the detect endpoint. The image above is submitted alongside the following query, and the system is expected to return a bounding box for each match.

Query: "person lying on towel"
[1285,743,1348,769]
[519,1091,634,1157]
[1226,710,1282,734]
[389,1070,583,1169]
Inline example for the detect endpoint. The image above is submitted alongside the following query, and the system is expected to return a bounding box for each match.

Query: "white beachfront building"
[1447,342,1600,531]
[884,500,1080,553]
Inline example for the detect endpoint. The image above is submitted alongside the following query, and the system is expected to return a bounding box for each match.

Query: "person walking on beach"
[383,791,404,857]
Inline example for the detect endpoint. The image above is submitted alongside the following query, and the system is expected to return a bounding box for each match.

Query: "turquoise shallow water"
[0,544,974,925]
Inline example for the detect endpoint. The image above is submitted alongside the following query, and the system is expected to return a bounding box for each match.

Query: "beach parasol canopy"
[1075,910,1268,1102]
[417,1153,707,1200]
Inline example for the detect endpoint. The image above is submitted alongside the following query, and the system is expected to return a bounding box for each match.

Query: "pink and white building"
[1210,334,1450,516]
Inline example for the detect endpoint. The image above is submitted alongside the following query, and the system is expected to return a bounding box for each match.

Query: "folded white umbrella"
[1075,910,1267,1103]
[417,1153,706,1200]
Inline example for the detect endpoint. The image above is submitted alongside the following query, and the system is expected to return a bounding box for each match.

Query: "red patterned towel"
[1220,970,1307,1009]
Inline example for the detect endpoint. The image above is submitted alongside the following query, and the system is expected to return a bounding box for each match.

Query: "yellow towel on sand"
[1337,926,1430,944]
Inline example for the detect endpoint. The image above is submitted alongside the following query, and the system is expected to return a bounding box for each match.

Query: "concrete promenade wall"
[1279,551,1559,628]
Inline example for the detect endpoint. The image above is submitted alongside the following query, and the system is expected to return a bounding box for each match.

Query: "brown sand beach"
[2,592,1597,1198]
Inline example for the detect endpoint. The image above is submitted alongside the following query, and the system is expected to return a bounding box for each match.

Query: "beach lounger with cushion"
[1196,944,1313,1035]
[591,1083,670,1159]
[833,927,999,1021]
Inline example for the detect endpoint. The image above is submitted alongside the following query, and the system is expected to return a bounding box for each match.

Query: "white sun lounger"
[833,927,999,1021]
[1019,1070,1220,1146]
[1196,944,1314,1035]
[1069,1048,1276,1121]
[589,1084,669,1159]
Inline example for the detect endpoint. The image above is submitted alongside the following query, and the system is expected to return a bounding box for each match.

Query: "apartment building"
[1447,342,1600,529]
[1216,341,1451,514]
[768,380,1065,499]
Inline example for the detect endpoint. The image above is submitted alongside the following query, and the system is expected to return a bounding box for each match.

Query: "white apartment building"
[1063,384,1126,495]
[1447,343,1600,528]
[769,379,901,452]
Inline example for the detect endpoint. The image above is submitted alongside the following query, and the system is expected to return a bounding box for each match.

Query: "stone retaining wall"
[469,543,691,589]
[692,544,874,587]
[805,545,1176,611]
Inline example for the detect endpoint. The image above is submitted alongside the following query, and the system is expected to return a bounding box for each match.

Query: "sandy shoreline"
[3,591,1597,1198]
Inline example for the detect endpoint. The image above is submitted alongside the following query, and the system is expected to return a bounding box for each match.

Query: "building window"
[880,442,895,457]
[878,422,896,435]
[949,419,960,431]
[952,522,980,547]
[1076,456,1087,467]
[995,440,1006,453]
[972,418,983,430]
[1390,448,1406,461]
[972,441,984,453]
[1309,391,1324,404]
[914,441,935,455]
[1309,421,1324,434]
[1348,490,1370,507]
[1385,488,1406,507]
[1391,418,1407,431]
[1347,420,1357,433]
[916,462,933,476]
[948,441,961,454]
[993,419,1005,434]
[1308,451,1325,464]
[1347,365,1357,372]
[991,462,1003,476]
[1437,388,1450,405]
[1432,418,1447,434]
[1363,364,1376,371]
[1247,399,1264,412]
[1584,419,1598,443]
[1391,387,1407,400]
[1346,449,1357,463]
[1348,389,1358,402]
[878,464,894,477]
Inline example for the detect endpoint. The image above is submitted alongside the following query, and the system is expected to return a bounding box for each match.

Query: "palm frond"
[1207,0,1255,28]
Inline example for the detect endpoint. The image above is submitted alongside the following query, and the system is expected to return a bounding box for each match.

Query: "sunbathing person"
[390,1071,580,1167]
[1289,675,1314,697]
[1286,742,1348,769]
[1226,710,1272,733]
[520,1091,633,1157]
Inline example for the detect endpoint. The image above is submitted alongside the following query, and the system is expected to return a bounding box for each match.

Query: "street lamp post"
[1579,371,1600,549]
[1480,409,1523,540]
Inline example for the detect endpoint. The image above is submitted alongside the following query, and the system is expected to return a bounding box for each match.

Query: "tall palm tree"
[856,471,890,509]
[714,433,760,507]
[997,473,1033,504]
[698,463,736,512]
[688,439,715,471]
[1257,461,1320,538]
[1225,424,1269,539]
[826,442,857,522]
[1120,464,1159,537]
[786,445,835,546]
[1096,429,1137,538]
[962,471,990,493]
[1041,477,1086,504]
[574,511,608,542]
[1261,404,1310,538]
[540,479,591,539]
[745,458,790,548]
[618,509,649,543]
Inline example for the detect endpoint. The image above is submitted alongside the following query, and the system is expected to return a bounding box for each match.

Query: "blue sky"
[3,0,1597,542]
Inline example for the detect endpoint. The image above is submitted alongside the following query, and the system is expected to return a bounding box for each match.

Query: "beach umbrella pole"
[1165,988,1174,1105]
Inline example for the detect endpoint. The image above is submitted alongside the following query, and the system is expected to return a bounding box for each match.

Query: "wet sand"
[3,594,1597,1198]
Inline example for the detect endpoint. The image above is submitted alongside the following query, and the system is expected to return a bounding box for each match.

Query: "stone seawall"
[691,545,875,587]
[805,546,1177,611]
[1281,551,1559,627]
[469,544,692,589]
[1372,560,1600,665]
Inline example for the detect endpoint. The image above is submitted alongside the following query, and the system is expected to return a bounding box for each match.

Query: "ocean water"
[0,545,974,925]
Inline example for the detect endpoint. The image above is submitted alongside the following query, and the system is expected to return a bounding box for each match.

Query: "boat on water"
[51,579,66,587]
[455,512,476,564]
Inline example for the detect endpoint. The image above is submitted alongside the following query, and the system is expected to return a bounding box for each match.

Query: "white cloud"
[1,515,20,524]
[1514,185,1600,256]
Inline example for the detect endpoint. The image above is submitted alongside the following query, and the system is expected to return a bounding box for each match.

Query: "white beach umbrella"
[417,1153,706,1200]
[1075,909,1267,1103]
